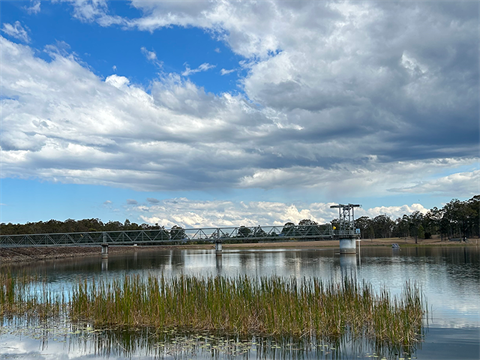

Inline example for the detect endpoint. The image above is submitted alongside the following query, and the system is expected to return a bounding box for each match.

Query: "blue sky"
[0,0,478,228]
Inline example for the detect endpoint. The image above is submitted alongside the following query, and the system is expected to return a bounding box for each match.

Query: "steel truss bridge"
[0,224,358,248]
[0,204,361,248]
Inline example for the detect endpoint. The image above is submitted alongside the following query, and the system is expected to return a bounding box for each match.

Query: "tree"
[442,199,475,239]
[281,222,296,236]
[170,225,186,240]
[408,211,424,244]
[355,216,372,239]
[372,215,395,238]
[237,226,252,238]
[467,195,480,237]
[423,207,442,239]
[253,226,267,237]
[298,219,319,236]
[393,215,410,238]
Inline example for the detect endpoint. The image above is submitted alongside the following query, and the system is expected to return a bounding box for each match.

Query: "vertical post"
[101,243,109,258]
[102,232,108,258]
[215,241,222,256]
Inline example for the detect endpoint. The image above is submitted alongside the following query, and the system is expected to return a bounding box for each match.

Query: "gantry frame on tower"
[330,203,361,236]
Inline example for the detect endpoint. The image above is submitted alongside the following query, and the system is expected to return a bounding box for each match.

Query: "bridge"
[0,204,361,254]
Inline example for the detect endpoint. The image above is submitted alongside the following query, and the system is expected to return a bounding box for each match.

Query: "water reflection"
[339,254,357,278]
[1,325,423,360]
[1,246,479,359]
[101,258,108,272]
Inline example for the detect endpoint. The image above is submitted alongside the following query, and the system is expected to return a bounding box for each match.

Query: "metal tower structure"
[330,204,361,236]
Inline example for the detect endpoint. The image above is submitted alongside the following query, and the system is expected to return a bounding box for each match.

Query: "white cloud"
[220,68,235,76]
[25,1,41,14]
[360,204,428,219]
[2,21,30,43]
[138,198,333,228]
[140,46,162,67]
[129,197,431,228]
[390,170,480,196]
[69,0,108,22]
[141,46,156,61]
[182,63,216,76]
[0,1,478,206]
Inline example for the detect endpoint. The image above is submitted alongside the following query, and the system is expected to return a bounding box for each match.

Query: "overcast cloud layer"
[1,0,479,226]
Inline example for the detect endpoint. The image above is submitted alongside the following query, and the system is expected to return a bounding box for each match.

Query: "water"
[1,245,479,359]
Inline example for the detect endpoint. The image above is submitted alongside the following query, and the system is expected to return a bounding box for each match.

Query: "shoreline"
[1,237,477,264]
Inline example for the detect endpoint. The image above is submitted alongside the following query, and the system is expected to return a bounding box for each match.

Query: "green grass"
[0,271,63,320]
[0,271,426,347]
[69,274,426,346]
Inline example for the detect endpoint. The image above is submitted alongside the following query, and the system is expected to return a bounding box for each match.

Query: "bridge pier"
[215,241,222,256]
[101,243,109,258]
[339,238,357,254]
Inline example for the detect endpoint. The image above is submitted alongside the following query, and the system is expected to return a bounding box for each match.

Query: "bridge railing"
[0,224,335,247]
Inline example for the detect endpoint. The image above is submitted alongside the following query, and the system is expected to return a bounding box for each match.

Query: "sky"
[0,0,479,229]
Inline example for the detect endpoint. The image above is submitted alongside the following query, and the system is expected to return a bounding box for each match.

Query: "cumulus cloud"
[2,21,30,43]
[0,35,477,200]
[137,198,334,228]
[124,198,430,228]
[0,0,478,202]
[117,0,478,158]
[147,197,160,204]
[127,199,138,205]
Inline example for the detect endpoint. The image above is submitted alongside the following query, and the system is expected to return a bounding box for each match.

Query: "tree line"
[353,196,479,242]
[1,196,478,241]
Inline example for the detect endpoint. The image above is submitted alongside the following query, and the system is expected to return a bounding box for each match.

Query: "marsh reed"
[0,271,63,320]
[69,274,426,345]
[0,269,425,346]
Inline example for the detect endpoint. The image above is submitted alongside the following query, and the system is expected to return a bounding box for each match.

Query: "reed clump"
[0,271,63,320]
[70,275,426,346]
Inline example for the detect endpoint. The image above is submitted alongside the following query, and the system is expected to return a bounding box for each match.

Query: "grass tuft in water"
[69,274,426,346]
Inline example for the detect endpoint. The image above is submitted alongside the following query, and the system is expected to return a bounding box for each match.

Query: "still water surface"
[1,246,479,359]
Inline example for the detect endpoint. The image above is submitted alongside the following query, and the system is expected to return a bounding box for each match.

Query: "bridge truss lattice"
[0,224,334,248]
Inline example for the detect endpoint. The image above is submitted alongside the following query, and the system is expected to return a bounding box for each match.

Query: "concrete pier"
[339,238,357,254]
[215,241,222,255]
[101,243,109,258]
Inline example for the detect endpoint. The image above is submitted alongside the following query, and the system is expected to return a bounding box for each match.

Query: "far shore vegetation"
[1,196,478,242]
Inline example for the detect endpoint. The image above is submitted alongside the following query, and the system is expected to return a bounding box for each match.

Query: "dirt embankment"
[0,246,144,264]
[1,236,477,264]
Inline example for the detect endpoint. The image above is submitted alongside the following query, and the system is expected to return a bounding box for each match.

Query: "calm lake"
[1,245,479,359]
